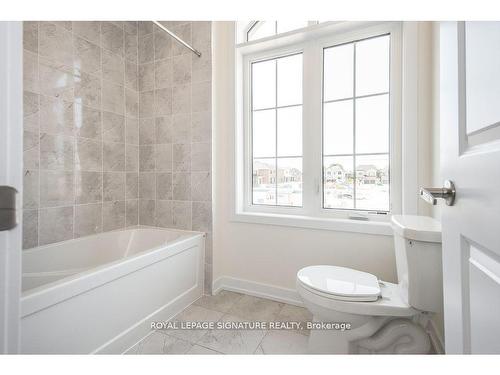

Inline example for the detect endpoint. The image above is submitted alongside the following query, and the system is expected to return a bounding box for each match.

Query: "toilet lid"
[297,265,381,302]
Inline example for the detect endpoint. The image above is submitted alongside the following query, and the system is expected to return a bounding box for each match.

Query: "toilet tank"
[391,215,443,313]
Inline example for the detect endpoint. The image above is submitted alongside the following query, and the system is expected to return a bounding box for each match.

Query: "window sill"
[230,211,393,236]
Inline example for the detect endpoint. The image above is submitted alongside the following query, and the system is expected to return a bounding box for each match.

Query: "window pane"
[355,154,389,211]
[252,59,276,110]
[276,21,309,34]
[253,158,276,205]
[277,157,302,207]
[277,54,302,107]
[323,100,353,155]
[323,156,354,209]
[252,109,276,158]
[277,106,302,157]
[248,21,276,42]
[355,94,389,154]
[356,35,390,96]
[324,43,354,101]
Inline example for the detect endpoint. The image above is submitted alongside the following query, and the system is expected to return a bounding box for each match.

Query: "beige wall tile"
[155,116,172,144]
[192,201,212,232]
[103,172,126,201]
[126,118,139,145]
[192,81,211,112]
[156,172,172,200]
[23,51,39,94]
[125,60,138,90]
[172,113,191,143]
[139,90,154,118]
[125,89,138,118]
[23,169,39,209]
[125,144,139,172]
[39,206,74,245]
[39,22,73,67]
[102,49,125,85]
[138,22,153,37]
[73,21,100,45]
[126,172,139,199]
[139,199,155,225]
[102,111,125,143]
[73,36,101,76]
[173,54,191,86]
[103,201,126,231]
[155,143,172,172]
[23,21,38,54]
[155,200,172,227]
[75,171,102,204]
[124,21,138,36]
[173,173,191,201]
[102,81,124,115]
[40,170,74,207]
[172,200,191,230]
[172,84,191,114]
[155,58,172,89]
[39,58,74,101]
[23,131,39,169]
[155,88,173,116]
[139,145,155,171]
[191,111,211,142]
[139,63,154,92]
[191,142,211,172]
[191,172,211,202]
[138,34,154,64]
[139,172,155,199]
[103,142,126,171]
[74,71,101,108]
[101,22,124,56]
[23,91,39,132]
[22,209,38,249]
[39,133,74,170]
[173,143,190,172]
[125,32,138,63]
[139,118,155,145]
[75,138,102,171]
[171,23,191,57]
[126,199,139,226]
[74,203,102,238]
[39,96,74,136]
[74,104,102,140]
[154,29,172,60]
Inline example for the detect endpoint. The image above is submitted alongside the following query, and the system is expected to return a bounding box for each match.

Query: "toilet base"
[307,316,431,354]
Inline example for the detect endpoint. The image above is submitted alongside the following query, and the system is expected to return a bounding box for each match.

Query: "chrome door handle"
[419,180,456,206]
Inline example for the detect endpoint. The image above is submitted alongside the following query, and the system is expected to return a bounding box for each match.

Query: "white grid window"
[251,53,303,207]
[322,35,391,212]
[236,22,403,232]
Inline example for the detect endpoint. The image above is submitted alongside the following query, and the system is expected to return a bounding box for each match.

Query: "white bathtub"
[20,227,205,354]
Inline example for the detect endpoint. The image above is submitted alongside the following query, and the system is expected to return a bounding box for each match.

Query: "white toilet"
[296,215,442,354]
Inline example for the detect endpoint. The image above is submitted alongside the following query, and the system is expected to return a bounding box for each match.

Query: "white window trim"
[231,21,419,236]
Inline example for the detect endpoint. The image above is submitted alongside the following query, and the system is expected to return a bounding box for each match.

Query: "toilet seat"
[297,265,381,302]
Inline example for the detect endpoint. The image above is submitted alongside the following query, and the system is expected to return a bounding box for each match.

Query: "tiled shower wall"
[22,21,141,248]
[22,20,213,292]
[136,21,212,292]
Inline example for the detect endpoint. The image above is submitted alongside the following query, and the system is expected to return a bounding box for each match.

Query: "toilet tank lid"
[391,215,442,243]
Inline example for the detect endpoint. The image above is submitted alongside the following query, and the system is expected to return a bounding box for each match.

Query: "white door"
[0,21,23,354]
[440,21,500,354]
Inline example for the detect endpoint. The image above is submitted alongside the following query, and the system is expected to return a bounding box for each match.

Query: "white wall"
[212,22,439,317]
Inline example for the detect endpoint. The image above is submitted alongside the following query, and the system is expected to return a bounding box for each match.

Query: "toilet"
[296,215,442,354]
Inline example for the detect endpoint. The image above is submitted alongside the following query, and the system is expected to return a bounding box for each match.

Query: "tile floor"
[125,291,312,355]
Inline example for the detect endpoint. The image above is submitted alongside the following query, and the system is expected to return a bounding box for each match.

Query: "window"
[251,53,303,207]
[322,35,390,212]
[236,22,402,232]
[247,21,311,42]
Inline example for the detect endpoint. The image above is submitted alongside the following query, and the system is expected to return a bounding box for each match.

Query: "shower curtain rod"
[152,21,202,57]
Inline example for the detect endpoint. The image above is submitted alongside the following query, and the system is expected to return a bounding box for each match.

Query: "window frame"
[234,21,405,235]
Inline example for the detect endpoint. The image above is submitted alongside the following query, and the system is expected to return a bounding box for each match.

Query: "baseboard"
[426,319,445,354]
[94,284,202,354]
[212,276,304,307]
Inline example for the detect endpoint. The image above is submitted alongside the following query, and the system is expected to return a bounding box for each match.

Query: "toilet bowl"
[296,215,442,354]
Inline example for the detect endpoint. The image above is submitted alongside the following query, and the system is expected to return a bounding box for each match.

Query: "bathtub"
[20,226,205,354]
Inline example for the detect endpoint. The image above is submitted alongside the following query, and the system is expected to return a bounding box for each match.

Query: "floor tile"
[197,314,266,354]
[259,330,309,354]
[276,304,313,335]
[194,290,244,313]
[228,294,284,322]
[186,345,222,355]
[167,304,224,343]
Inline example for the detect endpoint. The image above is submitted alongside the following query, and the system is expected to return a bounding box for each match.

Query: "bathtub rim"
[21,226,205,318]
